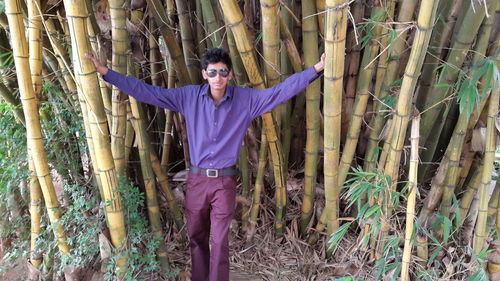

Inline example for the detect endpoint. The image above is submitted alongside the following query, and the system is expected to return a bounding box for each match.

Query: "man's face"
[202,62,233,92]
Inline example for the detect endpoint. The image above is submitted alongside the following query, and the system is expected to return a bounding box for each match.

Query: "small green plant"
[103,177,169,281]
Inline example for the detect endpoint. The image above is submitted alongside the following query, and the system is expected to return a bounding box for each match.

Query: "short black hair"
[201,48,232,71]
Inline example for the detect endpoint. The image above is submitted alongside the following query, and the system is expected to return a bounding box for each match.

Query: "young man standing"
[87,48,325,281]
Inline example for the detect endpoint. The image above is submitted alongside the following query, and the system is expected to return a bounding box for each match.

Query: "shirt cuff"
[306,66,321,83]
[102,69,120,84]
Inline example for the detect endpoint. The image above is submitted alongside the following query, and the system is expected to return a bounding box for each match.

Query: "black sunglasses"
[205,68,230,78]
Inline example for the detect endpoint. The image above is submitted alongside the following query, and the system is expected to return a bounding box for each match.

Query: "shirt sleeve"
[103,69,187,113]
[248,66,320,119]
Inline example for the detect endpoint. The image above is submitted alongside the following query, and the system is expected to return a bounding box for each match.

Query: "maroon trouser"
[185,172,237,281]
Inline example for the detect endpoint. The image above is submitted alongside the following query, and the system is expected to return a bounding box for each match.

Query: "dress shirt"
[104,66,319,169]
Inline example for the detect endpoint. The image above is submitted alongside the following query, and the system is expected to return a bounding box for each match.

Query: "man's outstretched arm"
[85,53,187,113]
[249,53,325,119]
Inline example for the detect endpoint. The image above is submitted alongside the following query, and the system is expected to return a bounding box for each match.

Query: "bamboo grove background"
[0,0,499,280]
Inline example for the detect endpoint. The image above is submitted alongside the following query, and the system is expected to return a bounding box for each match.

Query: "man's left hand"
[314,53,326,73]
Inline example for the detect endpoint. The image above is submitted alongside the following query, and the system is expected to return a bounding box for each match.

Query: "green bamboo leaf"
[334,277,355,281]
[327,222,353,252]
[428,245,442,265]
[467,269,488,281]
[365,205,380,218]
[374,257,387,281]
[443,216,452,243]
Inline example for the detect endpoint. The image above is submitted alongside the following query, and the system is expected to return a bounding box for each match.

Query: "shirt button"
[210,163,213,166]
[213,138,216,141]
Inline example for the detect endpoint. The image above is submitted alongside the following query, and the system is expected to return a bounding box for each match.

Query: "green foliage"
[0,50,13,69]
[58,182,103,270]
[457,56,500,116]
[357,8,387,50]
[0,102,30,272]
[104,177,171,281]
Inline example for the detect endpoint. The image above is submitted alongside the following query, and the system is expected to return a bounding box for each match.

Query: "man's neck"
[210,87,226,105]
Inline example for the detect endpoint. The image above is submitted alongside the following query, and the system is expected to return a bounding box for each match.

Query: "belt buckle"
[206,169,218,178]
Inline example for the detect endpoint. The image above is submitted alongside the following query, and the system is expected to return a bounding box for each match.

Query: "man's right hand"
[85,53,108,76]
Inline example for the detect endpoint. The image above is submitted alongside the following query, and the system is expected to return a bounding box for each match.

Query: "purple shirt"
[104,67,319,169]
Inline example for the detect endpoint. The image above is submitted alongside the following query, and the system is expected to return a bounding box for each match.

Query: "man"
[87,48,325,281]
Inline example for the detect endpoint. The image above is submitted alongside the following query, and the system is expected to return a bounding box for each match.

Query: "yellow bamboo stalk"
[377,0,439,258]
[300,0,321,236]
[473,75,499,254]
[28,158,42,267]
[338,1,388,189]
[27,1,43,267]
[364,0,417,174]
[219,0,288,234]
[63,0,128,272]
[5,0,70,255]
[458,164,482,226]
[323,0,348,237]
[149,152,185,232]
[86,16,112,129]
[261,0,281,126]
[28,0,42,100]
[129,96,170,271]
[44,18,78,103]
[109,0,129,177]
[246,132,267,242]
[401,115,420,281]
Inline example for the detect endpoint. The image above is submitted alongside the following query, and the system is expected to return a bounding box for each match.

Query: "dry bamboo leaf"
[380,119,392,140]
[471,127,487,152]
[98,233,112,272]
[26,260,41,281]
[64,265,83,281]
[173,170,188,182]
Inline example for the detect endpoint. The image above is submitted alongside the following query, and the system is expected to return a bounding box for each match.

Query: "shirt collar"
[202,84,234,103]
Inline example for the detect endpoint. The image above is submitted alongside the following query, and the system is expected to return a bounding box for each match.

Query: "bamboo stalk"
[5,0,70,255]
[473,71,499,254]
[109,0,129,177]
[458,164,482,226]
[377,0,439,258]
[338,2,388,189]
[239,144,250,232]
[323,0,348,238]
[28,158,43,267]
[147,0,191,86]
[341,0,364,144]
[175,0,201,83]
[149,152,185,232]
[129,93,170,271]
[201,0,224,48]
[437,2,495,234]
[415,0,463,116]
[27,2,44,266]
[419,0,487,147]
[219,0,288,235]
[401,115,420,281]
[246,132,267,242]
[63,0,129,272]
[299,0,321,237]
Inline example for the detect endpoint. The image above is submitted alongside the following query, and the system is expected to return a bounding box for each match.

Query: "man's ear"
[201,69,208,80]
